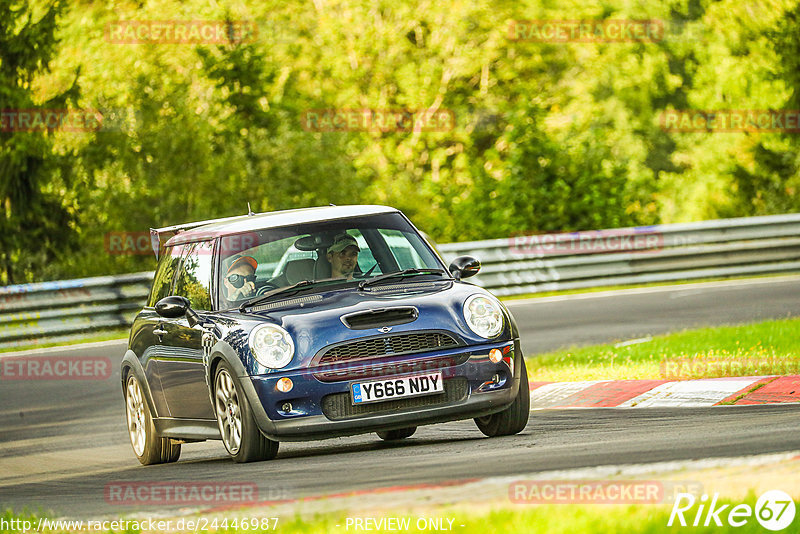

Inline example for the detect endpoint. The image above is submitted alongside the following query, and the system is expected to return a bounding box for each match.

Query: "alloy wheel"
[125,376,147,456]
[215,368,243,454]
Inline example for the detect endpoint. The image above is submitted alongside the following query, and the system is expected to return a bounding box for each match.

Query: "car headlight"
[463,294,504,339]
[249,324,295,369]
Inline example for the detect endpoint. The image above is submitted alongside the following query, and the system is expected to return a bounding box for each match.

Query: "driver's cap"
[226,255,257,275]
[328,233,360,254]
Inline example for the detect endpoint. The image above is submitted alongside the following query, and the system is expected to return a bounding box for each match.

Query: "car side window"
[173,241,214,310]
[147,245,184,307]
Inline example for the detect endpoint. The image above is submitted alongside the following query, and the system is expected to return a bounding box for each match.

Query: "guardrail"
[3,213,800,349]
[0,273,153,349]
[437,213,800,296]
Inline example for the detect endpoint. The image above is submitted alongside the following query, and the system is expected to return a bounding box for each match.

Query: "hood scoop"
[341,306,418,330]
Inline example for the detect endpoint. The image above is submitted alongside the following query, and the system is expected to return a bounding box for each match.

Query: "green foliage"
[0,0,79,284]
[5,0,800,283]
[728,3,800,216]
[462,102,642,238]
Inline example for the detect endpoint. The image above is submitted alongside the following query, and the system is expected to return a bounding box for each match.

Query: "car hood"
[214,280,514,374]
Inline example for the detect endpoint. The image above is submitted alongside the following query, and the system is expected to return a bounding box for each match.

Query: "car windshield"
[218,213,445,308]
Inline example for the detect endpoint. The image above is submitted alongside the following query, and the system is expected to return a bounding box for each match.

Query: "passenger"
[327,233,360,280]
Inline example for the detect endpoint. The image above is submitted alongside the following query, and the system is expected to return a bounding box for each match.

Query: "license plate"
[351,372,444,405]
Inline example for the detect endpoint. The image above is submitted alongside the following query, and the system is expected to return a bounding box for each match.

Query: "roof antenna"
[247,202,255,216]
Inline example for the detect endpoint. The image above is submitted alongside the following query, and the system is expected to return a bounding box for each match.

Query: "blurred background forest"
[2,0,799,284]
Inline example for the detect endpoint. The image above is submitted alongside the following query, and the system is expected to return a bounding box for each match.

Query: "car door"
[135,244,186,418]
[157,240,217,420]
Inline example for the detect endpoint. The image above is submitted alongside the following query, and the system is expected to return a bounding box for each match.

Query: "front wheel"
[214,362,279,463]
[125,374,181,465]
[474,357,530,437]
[376,427,417,441]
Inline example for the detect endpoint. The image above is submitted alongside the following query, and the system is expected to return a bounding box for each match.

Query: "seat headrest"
[284,258,315,284]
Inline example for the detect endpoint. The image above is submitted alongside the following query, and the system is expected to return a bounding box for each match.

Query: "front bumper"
[243,338,523,441]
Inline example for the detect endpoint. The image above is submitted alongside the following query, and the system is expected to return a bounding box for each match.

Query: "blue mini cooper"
[122,205,529,464]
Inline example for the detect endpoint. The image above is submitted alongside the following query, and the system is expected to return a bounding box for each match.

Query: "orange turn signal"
[276,377,293,393]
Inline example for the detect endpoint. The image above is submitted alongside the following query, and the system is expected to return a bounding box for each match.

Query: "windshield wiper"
[239,280,317,311]
[358,268,446,290]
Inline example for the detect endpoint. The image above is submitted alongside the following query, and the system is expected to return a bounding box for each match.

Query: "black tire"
[125,373,181,465]
[214,361,279,463]
[474,357,530,437]
[376,427,417,441]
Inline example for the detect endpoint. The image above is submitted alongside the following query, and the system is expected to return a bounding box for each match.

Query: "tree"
[0,0,79,284]
[729,4,800,216]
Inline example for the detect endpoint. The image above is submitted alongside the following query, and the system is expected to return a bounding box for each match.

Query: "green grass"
[527,317,800,382]
[3,495,790,533]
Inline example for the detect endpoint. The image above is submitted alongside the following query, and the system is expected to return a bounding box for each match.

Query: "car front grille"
[321,377,469,421]
[316,331,460,365]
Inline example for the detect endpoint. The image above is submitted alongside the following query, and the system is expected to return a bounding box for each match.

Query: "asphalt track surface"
[2,276,800,518]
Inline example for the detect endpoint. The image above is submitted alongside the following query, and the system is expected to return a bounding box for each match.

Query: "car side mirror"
[448,255,481,280]
[156,295,198,326]
[155,296,189,318]
[155,296,201,327]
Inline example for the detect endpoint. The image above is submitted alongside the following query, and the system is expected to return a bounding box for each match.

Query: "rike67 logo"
[669,490,796,531]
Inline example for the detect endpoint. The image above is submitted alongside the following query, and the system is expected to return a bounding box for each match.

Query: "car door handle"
[153,327,168,336]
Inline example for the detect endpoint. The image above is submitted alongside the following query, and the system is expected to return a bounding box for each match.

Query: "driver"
[327,233,360,279]
[223,255,258,301]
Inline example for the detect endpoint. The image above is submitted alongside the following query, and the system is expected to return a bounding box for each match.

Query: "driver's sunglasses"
[226,273,256,288]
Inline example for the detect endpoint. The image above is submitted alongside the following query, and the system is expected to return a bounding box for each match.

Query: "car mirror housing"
[448,255,481,280]
[294,234,334,251]
[155,296,191,319]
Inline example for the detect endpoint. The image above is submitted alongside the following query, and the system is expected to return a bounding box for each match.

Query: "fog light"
[478,372,506,392]
[489,348,503,363]
[276,377,293,393]
[281,402,293,413]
